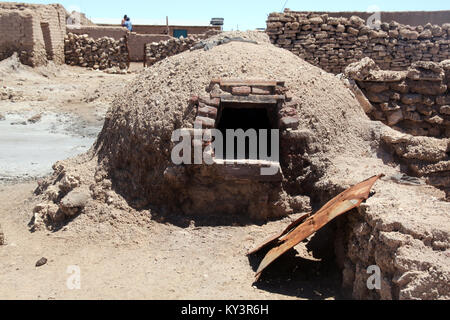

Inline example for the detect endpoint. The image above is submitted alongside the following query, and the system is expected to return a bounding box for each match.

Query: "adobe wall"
[103,24,221,37]
[128,33,172,62]
[0,2,66,66]
[67,25,128,41]
[287,10,450,27]
[0,8,36,65]
[266,10,450,74]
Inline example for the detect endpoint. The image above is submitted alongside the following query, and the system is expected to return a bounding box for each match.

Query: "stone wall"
[144,36,197,66]
[266,10,450,74]
[344,57,450,138]
[286,10,450,27]
[0,2,66,67]
[343,57,450,198]
[64,32,129,70]
[68,25,219,62]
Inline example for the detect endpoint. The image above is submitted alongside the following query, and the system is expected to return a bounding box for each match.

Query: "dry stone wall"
[266,10,450,74]
[344,57,450,198]
[344,57,450,138]
[144,36,197,66]
[64,32,129,70]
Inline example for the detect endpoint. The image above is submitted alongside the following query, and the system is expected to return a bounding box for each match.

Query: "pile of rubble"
[144,36,197,66]
[0,86,24,102]
[266,10,450,74]
[64,32,129,70]
[344,58,450,138]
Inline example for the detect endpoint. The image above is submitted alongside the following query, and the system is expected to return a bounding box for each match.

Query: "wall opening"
[216,102,278,160]
[40,22,53,61]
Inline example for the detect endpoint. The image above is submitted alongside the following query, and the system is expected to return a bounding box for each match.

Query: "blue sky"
[6,0,450,30]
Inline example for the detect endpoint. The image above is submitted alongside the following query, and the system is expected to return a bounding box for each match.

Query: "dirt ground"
[0,182,342,300]
[0,57,342,300]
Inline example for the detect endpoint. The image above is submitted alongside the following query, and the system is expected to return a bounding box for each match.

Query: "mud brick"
[252,87,273,95]
[232,86,252,96]
[279,107,297,117]
[194,116,216,129]
[199,96,220,107]
[189,95,199,106]
[198,104,218,119]
[279,116,300,130]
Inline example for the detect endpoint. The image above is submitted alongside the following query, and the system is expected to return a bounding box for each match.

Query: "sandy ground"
[0,182,342,300]
[0,59,343,300]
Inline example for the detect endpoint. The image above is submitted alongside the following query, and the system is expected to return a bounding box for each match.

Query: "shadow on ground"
[248,225,350,300]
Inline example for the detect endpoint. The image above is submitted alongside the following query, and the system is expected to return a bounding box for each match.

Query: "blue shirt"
[124,20,132,31]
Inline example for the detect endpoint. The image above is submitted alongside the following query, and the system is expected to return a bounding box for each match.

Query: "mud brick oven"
[164,79,304,219]
[0,2,66,66]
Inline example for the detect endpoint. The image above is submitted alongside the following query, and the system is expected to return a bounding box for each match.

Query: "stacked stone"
[345,57,450,138]
[144,36,197,66]
[266,10,450,74]
[64,32,129,70]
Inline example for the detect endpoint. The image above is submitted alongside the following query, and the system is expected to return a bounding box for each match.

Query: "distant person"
[124,17,133,32]
[121,15,128,27]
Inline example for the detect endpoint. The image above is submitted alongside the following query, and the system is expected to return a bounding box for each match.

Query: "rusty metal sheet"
[249,174,384,280]
[248,213,310,255]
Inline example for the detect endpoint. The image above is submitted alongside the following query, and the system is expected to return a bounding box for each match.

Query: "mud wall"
[128,34,172,62]
[105,24,221,37]
[266,10,450,74]
[64,32,129,70]
[0,3,66,66]
[67,26,128,41]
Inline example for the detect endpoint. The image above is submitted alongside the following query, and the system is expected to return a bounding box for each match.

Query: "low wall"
[67,26,128,41]
[144,37,197,66]
[266,10,450,74]
[128,33,172,62]
[344,57,450,198]
[101,24,221,37]
[67,26,174,62]
[64,32,129,70]
[345,57,450,138]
